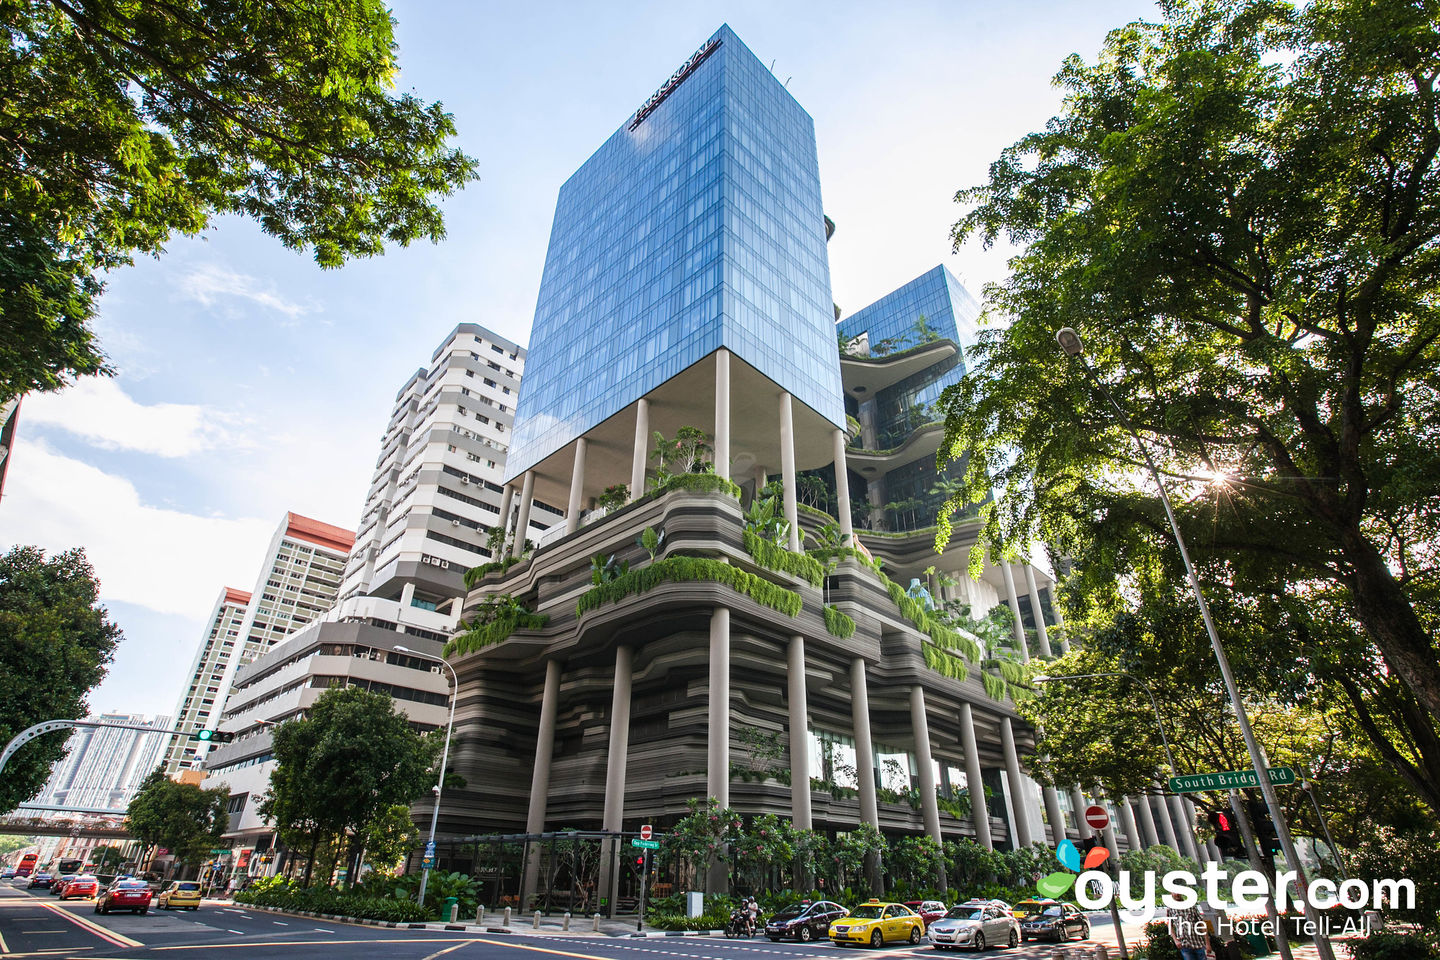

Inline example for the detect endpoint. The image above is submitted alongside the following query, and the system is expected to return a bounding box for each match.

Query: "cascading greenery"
[463,555,522,587]
[823,604,856,639]
[982,673,1008,701]
[576,556,802,618]
[743,529,824,587]
[923,643,969,681]
[444,594,549,657]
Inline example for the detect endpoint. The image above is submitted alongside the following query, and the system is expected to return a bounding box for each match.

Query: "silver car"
[927,903,1020,951]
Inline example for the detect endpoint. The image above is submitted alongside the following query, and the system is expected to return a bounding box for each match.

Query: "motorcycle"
[726,908,754,938]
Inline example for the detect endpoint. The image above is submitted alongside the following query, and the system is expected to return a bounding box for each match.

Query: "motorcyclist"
[744,896,760,936]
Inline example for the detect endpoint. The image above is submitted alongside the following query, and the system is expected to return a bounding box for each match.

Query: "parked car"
[1010,898,1058,920]
[95,879,153,915]
[1019,903,1090,942]
[765,900,847,942]
[26,872,54,889]
[829,900,926,947]
[156,881,203,911]
[60,876,99,900]
[905,901,950,929]
[927,902,1020,951]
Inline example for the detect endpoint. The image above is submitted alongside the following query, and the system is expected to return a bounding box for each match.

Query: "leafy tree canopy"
[0,546,121,812]
[940,0,1440,797]
[1,0,479,401]
[125,767,228,867]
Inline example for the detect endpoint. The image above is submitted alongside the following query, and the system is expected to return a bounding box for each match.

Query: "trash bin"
[444,897,459,922]
[1243,933,1271,957]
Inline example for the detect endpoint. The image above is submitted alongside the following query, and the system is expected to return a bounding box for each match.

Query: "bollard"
[563,911,571,931]
[1095,946,1110,960]
[449,902,460,924]
[1053,949,1068,960]
[533,910,541,929]
[476,904,485,925]
[593,913,602,932]
[504,906,512,927]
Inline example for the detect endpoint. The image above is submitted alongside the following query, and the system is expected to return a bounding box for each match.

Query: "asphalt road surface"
[0,883,1133,960]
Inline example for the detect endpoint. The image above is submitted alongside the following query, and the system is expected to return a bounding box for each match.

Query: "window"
[227,794,248,814]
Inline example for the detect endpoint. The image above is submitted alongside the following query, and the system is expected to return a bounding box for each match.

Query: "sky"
[1,0,1162,719]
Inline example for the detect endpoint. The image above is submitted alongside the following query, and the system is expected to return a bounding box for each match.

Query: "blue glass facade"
[506,25,845,483]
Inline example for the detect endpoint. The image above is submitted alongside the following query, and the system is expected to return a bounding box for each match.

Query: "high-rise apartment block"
[163,513,353,773]
[340,323,557,607]
[36,713,171,811]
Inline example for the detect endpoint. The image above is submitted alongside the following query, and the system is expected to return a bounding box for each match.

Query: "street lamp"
[1055,327,1335,960]
[394,644,457,909]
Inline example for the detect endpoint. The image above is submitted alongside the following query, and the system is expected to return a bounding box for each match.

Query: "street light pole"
[1055,328,1335,960]
[394,645,458,910]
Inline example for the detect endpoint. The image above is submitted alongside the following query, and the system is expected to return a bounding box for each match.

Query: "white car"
[927,903,1020,951]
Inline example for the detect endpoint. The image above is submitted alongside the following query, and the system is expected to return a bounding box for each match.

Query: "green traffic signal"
[189,729,234,743]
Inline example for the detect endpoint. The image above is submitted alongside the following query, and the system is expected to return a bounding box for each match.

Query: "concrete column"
[1022,564,1053,658]
[714,349,730,480]
[1000,718,1033,848]
[631,398,649,498]
[1118,796,1142,852]
[707,608,730,808]
[909,687,943,844]
[1052,600,1071,655]
[496,484,514,550]
[565,437,588,535]
[1153,785,1181,850]
[753,465,768,500]
[1043,786,1067,847]
[599,645,633,915]
[1070,787,1093,838]
[999,562,1029,661]
[850,658,880,894]
[787,635,812,830]
[1133,794,1160,847]
[400,581,416,609]
[511,470,535,559]
[1101,802,1123,858]
[1170,795,1202,862]
[520,659,562,904]
[833,428,854,544]
[959,702,993,849]
[1188,800,1216,862]
[779,392,800,551]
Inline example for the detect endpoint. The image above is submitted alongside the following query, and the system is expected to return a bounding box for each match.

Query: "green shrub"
[824,604,856,638]
[234,883,431,923]
[576,555,802,618]
[444,610,549,657]
[464,555,523,586]
[743,529,824,586]
[650,472,743,500]
[1347,932,1440,960]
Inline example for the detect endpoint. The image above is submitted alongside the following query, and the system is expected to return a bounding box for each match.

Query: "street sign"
[639,824,653,841]
[209,848,228,855]
[423,840,436,858]
[633,838,659,850]
[1084,805,1110,831]
[1168,766,1297,793]
[421,856,435,870]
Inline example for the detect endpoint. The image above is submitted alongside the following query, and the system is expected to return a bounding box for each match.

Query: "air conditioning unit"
[452,519,462,527]
[460,477,469,484]
[430,665,442,674]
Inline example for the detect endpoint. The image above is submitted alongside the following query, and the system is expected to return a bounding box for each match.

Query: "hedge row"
[234,886,430,923]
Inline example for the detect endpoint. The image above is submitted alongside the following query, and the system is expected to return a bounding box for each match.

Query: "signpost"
[421,839,436,871]
[639,824,652,841]
[634,826,658,931]
[1169,767,1296,793]
[632,838,659,850]
[1084,805,1110,831]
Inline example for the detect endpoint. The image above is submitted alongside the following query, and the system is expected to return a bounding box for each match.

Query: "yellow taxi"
[829,899,926,947]
[156,880,203,910]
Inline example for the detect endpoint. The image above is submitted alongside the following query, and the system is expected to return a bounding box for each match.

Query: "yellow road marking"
[35,902,142,949]
[0,922,7,954]
[150,938,477,951]
[421,944,475,960]
[466,937,646,960]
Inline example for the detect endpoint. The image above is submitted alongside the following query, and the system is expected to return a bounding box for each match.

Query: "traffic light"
[1245,798,1281,853]
[634,856,646,872]
[1077,836,1100,856]
[1209,809,1242,858]
[190,729,235,743]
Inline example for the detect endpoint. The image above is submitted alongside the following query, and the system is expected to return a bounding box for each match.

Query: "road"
[0,884,1146,960]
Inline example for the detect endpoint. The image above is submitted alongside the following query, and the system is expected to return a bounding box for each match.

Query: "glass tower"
[506,24,845,483]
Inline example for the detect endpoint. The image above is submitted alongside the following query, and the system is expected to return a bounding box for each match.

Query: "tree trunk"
[302,834,319,887]
[1342,528,1440,722]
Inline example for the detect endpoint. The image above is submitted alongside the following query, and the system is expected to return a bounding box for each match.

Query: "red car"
[906,900,950,929]
[60,875,99,900]
[95,879,153,915]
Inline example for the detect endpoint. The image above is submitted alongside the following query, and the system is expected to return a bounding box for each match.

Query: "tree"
[940,0,1440,803]
[0,546,121,812]
[1,0,478,402]
[125,767,228,870]
[89,845,124,871]
[362,804,419,874]
[257,685,438,886]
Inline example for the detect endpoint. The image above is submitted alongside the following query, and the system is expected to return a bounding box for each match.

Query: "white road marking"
[227,928,245,935]
[273,920,288,925]
[315,927,334,932]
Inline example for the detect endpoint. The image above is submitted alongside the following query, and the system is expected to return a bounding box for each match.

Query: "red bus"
[16,853,38,877]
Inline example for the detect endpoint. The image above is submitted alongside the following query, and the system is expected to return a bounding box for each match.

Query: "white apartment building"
[164,513,354,773]
[36,713,171,811]
[339,323,560,610]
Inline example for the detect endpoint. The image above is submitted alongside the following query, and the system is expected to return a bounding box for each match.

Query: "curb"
[630,930,725,938]
[236,902,517,933]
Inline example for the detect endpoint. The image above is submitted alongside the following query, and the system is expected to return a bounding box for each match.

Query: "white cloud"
[0,439,275,619]
[22,378,247,458]
[178,263,314,320]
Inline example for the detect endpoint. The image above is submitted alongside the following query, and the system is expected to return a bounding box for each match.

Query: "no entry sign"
[1084,805,1110,831]
[639,824,653,841]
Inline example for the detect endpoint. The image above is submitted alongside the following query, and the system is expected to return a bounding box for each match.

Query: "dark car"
[26,872,54,889]
[1020,903,1090,942]
[95,879,153,915]
[765,900,848,942]
[905,901,949,929]
[51,874,76,896]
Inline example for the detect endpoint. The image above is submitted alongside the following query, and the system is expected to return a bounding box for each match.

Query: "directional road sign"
[1084,805,1110,831]
[639,824,653,841]
[424,840,436,857]
[633,839,659,850]
[1168,766,1297,793]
